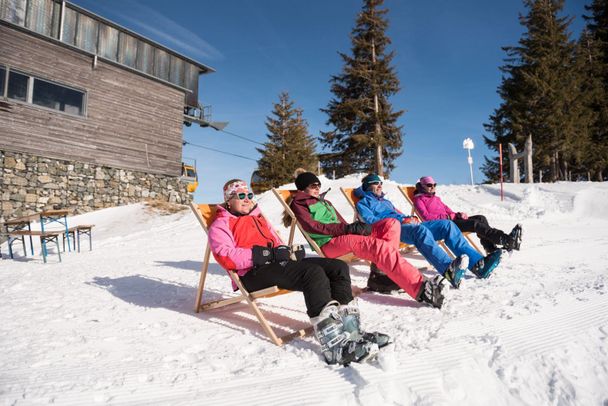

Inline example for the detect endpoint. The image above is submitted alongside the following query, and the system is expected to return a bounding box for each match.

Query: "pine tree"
[483,0,579,182]
[255,92,317,191]
[320,0,403,178]
[582,0,608,180]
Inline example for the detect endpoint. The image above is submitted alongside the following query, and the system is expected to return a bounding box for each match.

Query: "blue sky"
[71,0,588,203]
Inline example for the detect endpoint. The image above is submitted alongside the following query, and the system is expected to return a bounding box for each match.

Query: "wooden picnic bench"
[62,225,94,252]
[7,230,63,263]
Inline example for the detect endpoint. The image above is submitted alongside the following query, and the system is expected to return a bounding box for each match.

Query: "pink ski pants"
[321,218,423,299]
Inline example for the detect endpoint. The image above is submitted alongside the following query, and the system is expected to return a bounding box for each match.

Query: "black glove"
[273,245,291,265]
[292,244,306,261]
[252,245,293,267]
[252,245,273,267]
[346,221,372,236]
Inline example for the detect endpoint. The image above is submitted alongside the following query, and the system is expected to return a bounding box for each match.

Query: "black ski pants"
[240,257,353,318]
[452,215,508,253]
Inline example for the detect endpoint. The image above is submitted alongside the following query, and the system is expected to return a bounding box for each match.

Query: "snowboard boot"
[311,301,379,366]
[339,300,391,348]
[503,224,523,252]
[366,263,400,294]
[471,249,502,279]
[443,254,469,289]
[416,275,445,309]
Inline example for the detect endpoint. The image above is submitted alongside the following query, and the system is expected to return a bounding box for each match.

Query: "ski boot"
[443,254,469,289]
[312,301,379,365]
[366,263,400,294]
[416,275,445,309]
[503,224,523,252]
[339,300,391,348]
[471,249,502,279]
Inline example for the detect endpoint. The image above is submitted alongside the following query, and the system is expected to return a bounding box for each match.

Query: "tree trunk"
[371,38,383,177]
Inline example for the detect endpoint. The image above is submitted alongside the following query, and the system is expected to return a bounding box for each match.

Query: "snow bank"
[1,181,608,405]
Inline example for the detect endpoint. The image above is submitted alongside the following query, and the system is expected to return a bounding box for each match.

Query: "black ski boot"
[416,276,445,309]
[503,224,523,251]
[366,263,400,294]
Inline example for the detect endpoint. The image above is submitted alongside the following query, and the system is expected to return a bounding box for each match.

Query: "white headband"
[223,180,248,201]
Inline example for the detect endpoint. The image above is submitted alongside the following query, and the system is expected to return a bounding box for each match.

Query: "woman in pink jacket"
[413,176,522,254]
[208,178,388,366]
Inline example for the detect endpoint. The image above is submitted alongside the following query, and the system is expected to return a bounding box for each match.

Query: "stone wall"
[0,150,191,223]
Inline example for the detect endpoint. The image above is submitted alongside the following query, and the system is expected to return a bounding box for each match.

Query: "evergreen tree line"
[255,0,607,192]
[483,0,608,182]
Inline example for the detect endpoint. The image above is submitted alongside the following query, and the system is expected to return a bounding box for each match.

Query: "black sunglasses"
[308,183,322,189]
[426,183,437,188]
[233,192,254,200]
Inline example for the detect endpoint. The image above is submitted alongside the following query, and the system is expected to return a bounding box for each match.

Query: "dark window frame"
[0,64,87,117]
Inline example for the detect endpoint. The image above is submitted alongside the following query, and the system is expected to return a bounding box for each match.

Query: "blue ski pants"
[400,220,483,274]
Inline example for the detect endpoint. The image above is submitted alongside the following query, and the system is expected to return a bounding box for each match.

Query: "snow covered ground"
[1,177,608,405]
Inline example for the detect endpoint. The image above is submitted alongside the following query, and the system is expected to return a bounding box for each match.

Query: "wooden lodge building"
[0,0,215,222]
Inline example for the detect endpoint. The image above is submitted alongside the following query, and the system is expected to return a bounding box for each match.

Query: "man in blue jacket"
[355,174,502,290]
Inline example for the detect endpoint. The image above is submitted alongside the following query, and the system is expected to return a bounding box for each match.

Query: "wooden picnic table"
[2,209,71,262]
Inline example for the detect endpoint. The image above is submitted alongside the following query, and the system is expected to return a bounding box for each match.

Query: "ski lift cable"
[183,140,257,162]
[219,129,265,146]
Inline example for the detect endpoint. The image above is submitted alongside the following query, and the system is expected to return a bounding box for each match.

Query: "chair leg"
[194,246,211,312]
[229,272,283,346]
[465,233,485,256]
[439,240,455,259]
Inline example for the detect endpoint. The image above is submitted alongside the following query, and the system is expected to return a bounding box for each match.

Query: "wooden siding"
[0,24,185,176]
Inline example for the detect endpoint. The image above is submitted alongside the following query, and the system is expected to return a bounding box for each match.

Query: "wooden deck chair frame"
[271,188,355,263]
[397,186,485,256]
[189,202,312,346]
[339,187,415,253]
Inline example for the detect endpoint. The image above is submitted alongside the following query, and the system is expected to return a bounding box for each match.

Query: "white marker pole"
[463,138,475,186]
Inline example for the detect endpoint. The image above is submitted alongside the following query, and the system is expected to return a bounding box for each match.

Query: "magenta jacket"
[413,191,455,221]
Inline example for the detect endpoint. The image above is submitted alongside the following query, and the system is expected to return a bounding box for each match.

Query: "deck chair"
[271,188,356,263]
[190,202,312,346]
[398,186,485,256]
[339,187,416,253]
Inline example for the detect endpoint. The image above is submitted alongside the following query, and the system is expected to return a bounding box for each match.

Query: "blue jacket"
[354,186,411,224]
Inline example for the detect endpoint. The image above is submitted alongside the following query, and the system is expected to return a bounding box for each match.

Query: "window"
[76,13,98,53]
[118,32,138,68]
[137,41,154,74]
[25,0,55,36]
[2,67,86,116]
[98,24,119,61]
[32,78,85,115]
[7,70,28,101]
[0,66,6,97]
[169,56,184,87]
[0,0,26,26]
[154,48,170,81]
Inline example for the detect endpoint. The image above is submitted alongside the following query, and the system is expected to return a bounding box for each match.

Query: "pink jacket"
[208,205,282,276]
[413,192,455,221]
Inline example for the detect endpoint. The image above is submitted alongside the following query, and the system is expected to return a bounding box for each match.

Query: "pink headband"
[224,180,248,201]
[419,176,435,185]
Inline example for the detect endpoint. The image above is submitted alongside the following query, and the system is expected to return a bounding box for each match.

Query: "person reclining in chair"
[413,175,522,254]
[289,172,446,309]
[208,178,388,366]
[354,174,503,291]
